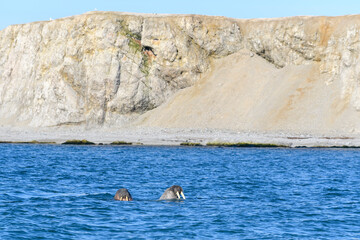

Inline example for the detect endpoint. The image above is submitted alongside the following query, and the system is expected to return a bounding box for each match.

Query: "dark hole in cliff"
[256,49,283,68]
[142,46,157,56]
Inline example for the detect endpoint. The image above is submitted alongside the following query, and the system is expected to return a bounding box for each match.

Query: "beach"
[1,126,359,147]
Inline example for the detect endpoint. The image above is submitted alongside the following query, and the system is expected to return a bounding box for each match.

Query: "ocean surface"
[0,144,359,239]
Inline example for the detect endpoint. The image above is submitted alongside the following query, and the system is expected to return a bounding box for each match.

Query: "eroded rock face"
[0,12,360,129]
[240,16,360,114]
[0,12,242,127]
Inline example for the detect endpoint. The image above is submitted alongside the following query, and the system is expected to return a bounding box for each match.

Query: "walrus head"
[159,185,186,200]
[114,188,133,201]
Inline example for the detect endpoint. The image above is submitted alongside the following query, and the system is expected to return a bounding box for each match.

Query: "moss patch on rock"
[62,139,95,145]
[180,142,202,146]
[110,141,133,145]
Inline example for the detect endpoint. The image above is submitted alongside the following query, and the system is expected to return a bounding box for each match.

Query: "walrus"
[114,188,133,201]
[159,185,186,200]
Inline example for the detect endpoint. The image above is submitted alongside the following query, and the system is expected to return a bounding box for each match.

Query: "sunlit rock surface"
[1,12,360,135]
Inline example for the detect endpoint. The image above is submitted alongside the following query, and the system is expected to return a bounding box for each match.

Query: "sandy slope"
[136,50,360,136]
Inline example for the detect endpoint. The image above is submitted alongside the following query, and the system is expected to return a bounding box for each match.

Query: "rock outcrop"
[0,12,242,127]
[1,12,360,135]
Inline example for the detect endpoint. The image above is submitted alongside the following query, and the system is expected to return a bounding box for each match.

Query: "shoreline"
[1,142,360,149]
[1,126,360,148]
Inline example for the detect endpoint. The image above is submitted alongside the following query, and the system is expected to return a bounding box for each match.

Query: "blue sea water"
[0,144,360,239]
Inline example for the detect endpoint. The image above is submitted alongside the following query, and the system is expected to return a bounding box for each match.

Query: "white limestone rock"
[1,12,360,132]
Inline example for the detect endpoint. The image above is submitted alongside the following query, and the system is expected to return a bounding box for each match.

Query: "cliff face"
[0,12,242,127]
[137,15,360,135]
[243,15,360,112]
[1,12,360,134]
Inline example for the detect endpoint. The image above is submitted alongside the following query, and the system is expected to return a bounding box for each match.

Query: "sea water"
[0,144,359,239]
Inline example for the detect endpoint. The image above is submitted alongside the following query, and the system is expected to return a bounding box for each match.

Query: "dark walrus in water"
[114,188,133,201]
[159,185,186,200]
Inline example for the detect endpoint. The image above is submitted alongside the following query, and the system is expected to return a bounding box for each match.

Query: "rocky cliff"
[0,11,241,127]
[1,12,360,135]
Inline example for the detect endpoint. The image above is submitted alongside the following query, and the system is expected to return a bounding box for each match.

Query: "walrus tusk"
[181,192,186,199]
[159,185,185,200]
[114,188,132,201]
